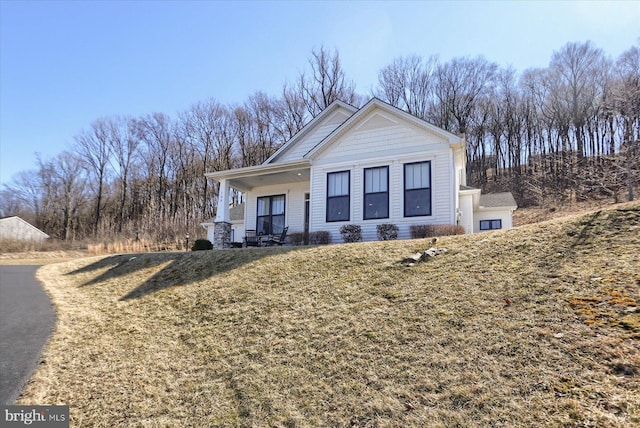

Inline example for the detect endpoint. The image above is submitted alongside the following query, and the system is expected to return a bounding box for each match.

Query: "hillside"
[18,202,639,427]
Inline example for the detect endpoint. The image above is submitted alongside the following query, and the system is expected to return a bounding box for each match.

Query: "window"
[257,195,285,235]
[326,171,350,222]
[364,166,389,220]
[480,219,502,230]
[404,161,431,217]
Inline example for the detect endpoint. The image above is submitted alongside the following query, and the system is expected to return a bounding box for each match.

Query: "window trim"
[403,161,432,217]
[480,219,502,230]
[326,170,350,222]
[256,194,286,235]
[363,166,389,220]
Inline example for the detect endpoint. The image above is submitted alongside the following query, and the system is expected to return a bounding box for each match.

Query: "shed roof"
[479,192,518,208]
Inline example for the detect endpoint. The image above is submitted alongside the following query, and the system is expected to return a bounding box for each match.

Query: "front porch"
[205,160,311,249]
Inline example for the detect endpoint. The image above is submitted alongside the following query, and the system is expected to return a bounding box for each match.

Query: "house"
[205,98,516,248]
[0,216,50,243]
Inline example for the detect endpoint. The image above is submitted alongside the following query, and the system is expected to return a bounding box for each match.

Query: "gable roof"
[303,98,464,160]
[479,192,518,209]
[264,100,358,164]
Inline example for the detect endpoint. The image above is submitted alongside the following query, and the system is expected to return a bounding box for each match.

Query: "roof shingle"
[479,192,518,208]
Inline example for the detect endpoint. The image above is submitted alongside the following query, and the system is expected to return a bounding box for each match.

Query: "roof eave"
[478,205,518,210]
[205,159,311,181]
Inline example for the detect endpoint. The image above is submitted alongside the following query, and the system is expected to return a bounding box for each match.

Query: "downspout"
[449,148,456,225]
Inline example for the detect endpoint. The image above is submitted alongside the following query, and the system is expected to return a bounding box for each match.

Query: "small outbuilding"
[0,216,50,243]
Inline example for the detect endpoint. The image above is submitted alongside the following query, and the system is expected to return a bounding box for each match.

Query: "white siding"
[0,217,49,242]
[312,112,452,164]
[206,226,215,243]
[474,209,514,233]
[245,181,310,236]
[229,220,245,243]
[458,194,475,234]
[275,110,351,162]
[308,114,455,242]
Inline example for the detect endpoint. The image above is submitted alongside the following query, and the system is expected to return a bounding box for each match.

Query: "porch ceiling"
[206,160,312,191]
[227,167,310,191]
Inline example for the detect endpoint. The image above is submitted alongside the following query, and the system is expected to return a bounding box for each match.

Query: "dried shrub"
[288,232,305,246]
[339,224,362,243]
[410,224,465,239]
[376,223,399,241]
[309,231,330,245]
[191,239,213,251]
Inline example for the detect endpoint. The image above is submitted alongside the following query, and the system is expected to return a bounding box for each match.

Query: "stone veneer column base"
[213,222,231,249]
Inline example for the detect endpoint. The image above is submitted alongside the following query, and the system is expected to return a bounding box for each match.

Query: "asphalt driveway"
[0,265,56,404]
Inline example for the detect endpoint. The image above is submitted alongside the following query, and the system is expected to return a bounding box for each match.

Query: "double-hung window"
[404,161,431,217]
[480,219,502,230]
[257,194,285,235]
[326,171,350,222]
[364,166,389,220]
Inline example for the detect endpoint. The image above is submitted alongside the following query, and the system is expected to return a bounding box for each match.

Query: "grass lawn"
[17,202,639,427]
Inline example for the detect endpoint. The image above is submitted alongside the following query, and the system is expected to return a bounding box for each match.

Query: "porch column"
[213,179,231,249]
[215,179,231,223]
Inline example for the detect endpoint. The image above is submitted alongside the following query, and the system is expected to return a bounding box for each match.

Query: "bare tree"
[106,116,139,232]
[431,56,498,134]
[376,54,438,119]
[549,41,608,159]
[135,112,174,223]
[274,82,307,141]
[45,151,87,240]
[179,99,236,219]
[298,46,357,116]
[0,170,43,225]
[75,119,112,235]
[614,45,640,200]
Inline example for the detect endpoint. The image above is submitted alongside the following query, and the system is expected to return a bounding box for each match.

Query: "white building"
[205,98,516,248]
[0,216,50,243]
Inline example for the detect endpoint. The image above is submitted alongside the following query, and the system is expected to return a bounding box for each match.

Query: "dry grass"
[512,197,630,227]
[0,250,89,265]
[18,202,639,427]
[87,238,185,255]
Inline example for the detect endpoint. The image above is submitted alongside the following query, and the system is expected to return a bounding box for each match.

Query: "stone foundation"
[213,222,231,249]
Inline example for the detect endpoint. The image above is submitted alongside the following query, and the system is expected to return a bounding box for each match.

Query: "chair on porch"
[243,230,262,247]
[265,226,289,246]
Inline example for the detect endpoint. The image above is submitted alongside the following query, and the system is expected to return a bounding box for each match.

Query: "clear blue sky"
[1,0,638,185]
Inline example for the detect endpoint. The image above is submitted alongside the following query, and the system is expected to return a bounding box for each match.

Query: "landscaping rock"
[403,247,448,265]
